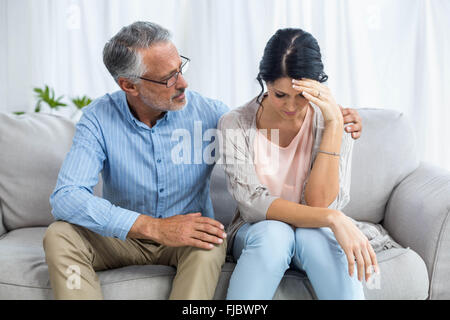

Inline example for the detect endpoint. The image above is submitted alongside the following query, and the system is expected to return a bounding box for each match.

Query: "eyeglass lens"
[167,59,189,87]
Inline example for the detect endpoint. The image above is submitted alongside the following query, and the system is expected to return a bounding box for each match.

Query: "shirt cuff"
[104,205,141,241]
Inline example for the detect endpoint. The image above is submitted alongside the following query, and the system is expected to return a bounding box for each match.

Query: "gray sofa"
[0,108,449,300]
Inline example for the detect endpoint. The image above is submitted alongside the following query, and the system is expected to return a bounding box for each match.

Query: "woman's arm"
[303,120,343,207]
[266,197,336,227]
[292,79,345,207]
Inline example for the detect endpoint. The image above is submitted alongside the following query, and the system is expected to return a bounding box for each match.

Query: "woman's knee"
[246,220,295,249]
[296,227,343,250]
[241,221,295,268]
[295,228,346,260]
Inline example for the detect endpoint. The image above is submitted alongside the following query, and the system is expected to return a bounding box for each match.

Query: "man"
[43,21,363,300]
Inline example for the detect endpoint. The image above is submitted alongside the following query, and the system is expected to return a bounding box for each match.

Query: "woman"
[218,28,379,300]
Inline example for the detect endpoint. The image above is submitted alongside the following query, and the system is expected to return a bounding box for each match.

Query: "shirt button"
[157,159,161,163]
[159,188,164,193]
[151,129,155,133]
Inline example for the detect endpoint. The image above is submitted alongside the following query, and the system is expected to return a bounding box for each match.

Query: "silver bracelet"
[318,150,340,157]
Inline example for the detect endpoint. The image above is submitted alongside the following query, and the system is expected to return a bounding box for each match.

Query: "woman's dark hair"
[257,28,328,104]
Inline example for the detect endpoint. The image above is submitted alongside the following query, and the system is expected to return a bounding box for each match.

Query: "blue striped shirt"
[50,90,229,240]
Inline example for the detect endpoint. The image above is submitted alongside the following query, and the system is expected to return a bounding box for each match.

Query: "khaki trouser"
[43,220,226,300]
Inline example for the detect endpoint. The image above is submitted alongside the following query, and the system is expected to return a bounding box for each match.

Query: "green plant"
[33,85,67,112]
[71,95,92,110]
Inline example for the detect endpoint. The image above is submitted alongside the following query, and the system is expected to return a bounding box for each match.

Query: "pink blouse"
[253,105,314,203]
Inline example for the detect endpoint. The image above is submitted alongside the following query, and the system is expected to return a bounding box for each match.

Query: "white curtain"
[1,0,449,171]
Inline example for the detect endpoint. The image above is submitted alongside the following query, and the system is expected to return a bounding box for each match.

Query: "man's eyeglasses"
[138,55,190,88]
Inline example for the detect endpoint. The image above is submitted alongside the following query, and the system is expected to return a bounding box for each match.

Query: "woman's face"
[265,77,309,121]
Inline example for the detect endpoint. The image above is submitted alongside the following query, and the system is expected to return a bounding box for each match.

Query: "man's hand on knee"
[128,213,227,250]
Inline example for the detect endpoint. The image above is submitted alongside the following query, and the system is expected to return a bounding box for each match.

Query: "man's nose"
[176,73,188,89]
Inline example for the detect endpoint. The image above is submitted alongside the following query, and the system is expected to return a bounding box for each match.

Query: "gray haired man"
[43,21,228,300]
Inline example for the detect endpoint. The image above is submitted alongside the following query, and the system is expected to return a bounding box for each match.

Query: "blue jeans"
[226,220,365,300]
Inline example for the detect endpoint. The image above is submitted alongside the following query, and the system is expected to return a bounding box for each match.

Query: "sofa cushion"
[362,248,429,299]
[210,165,237,228]
[0,113,76,230]
[0,202,5,236]
[0,112,102,231]
[344,109,420,223]
[0,227,429,299]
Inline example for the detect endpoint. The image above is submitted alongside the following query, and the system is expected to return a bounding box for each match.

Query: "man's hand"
[339,106,363,140]
[128,213,227,250]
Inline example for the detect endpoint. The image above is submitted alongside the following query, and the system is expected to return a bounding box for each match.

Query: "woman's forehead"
[268,77,294,90]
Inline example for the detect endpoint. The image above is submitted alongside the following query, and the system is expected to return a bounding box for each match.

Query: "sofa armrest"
[383,162,450,299]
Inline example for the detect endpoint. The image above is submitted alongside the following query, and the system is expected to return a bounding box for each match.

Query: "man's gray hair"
[103,21,171,84]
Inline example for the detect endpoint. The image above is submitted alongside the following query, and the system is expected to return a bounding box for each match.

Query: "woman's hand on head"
[292,78,343,124]
[292,78,363,140]
[328,210,380,283]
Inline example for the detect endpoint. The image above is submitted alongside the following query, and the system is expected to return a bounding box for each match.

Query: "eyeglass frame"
[137,55,190,88]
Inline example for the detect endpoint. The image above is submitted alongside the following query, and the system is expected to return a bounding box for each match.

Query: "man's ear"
[118,77,139,97]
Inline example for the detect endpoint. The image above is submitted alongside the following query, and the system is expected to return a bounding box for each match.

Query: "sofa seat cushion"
[0,227,429,299]
[362,248,429,299]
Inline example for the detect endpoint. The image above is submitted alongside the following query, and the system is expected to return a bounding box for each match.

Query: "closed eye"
[274,91,304,98]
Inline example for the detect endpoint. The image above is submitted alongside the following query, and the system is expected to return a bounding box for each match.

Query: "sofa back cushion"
[344,108,420,223]
[0,113,77,230]
[210,164,236,228]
